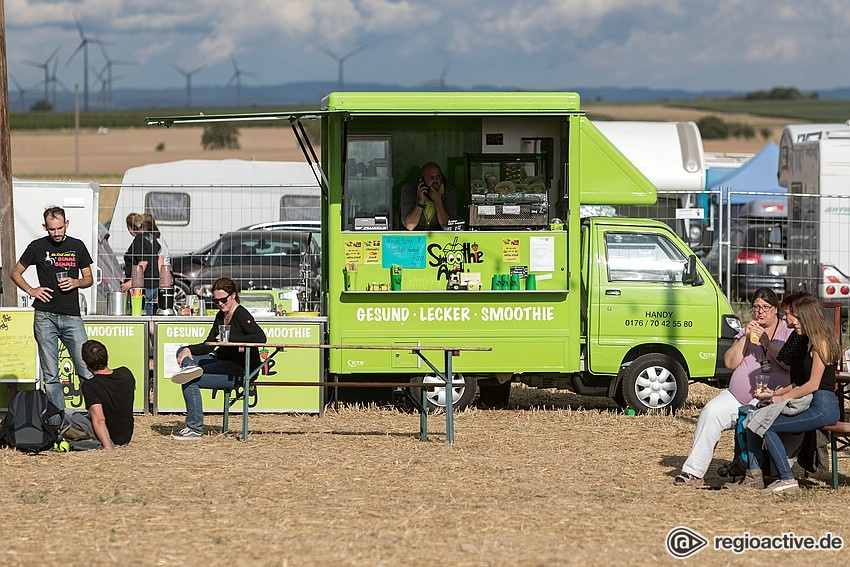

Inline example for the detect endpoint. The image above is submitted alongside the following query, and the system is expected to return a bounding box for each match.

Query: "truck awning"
[145,111,339,196]
[144,110,334,127]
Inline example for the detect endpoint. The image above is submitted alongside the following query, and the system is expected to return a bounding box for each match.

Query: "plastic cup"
[755,374,769,396]
[130,294,143,316]
[219,325,231,343]
[131,264,145,289]
[55,270,69,282]
[749,330,759,344]
[509,274,520,290]
[526,274,537,290]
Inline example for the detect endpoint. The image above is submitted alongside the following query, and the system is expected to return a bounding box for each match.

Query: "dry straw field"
[2,384,849,566]
[5,116,849,566]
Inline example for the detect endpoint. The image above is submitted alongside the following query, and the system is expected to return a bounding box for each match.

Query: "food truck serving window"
[345,135,392,230]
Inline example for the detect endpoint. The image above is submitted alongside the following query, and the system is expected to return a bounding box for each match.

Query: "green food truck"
[148,92,740,413]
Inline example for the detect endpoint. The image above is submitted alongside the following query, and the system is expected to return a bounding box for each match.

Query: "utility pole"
[1,0,20,309]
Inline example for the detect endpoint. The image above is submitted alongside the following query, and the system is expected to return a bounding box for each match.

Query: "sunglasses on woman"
[212,294,231,305]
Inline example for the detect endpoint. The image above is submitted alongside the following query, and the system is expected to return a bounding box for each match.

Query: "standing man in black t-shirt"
[10,207,94,416]
[74,340,135,448]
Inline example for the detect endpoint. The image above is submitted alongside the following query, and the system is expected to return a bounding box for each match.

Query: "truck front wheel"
[411,373,477,412]
[621,354,687,414]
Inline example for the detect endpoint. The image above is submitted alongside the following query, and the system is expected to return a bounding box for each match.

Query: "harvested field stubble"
[1,383,849,566]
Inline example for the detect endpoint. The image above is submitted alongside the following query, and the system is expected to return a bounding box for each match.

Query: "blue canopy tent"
[709,141,786,206]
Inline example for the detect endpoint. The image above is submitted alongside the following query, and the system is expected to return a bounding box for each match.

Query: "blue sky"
[6,0,850,97]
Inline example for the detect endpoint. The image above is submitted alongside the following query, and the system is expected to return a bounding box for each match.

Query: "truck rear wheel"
[621,354,687,414]
[411,373,477,412]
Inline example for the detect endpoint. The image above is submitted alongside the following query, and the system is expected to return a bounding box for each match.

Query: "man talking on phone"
[400,162,457,230]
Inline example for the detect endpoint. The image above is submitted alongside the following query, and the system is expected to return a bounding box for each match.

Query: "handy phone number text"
[624,319,694,328]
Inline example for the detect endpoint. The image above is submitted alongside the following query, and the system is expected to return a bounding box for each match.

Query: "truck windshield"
[605,232,688,283]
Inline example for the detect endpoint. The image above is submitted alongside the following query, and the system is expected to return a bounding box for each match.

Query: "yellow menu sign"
[0,309,38,383]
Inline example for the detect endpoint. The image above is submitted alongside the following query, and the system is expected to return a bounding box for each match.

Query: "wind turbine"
[317,45,367,91]
[227,54,255,106]
[92,66,109,110]
[423,58,452,91]
[67,14,106,111]
[172,63,207,107]
[9,74,30,112]
[97,44,134,107]
[22,45,60,103]
[49,57,74,108]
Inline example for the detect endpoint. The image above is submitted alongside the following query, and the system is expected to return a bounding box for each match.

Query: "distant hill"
[30,81,850,113]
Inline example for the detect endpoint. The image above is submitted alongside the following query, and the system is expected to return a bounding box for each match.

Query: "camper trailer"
[109,159,321,256]
[778,123,850,314]
[2,181,105,313]
[595,121,707,252]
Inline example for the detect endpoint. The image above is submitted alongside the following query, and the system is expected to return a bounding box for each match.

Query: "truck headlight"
[724,315,743,333]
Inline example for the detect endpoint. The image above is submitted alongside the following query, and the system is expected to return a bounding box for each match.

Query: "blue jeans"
[145,287,157,315]
[747,390,840,480]
[178,350,242,432]
[34,310,92,411]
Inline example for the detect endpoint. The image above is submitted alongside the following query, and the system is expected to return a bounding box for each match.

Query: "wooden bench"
[209,342,491,443]
[820,421,850,490]
[218,378,465,442]
[817,372,850,490]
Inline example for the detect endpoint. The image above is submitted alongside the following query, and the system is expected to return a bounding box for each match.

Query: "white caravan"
[778,122,850,312]
[110,159,321,256]
[595,121,707,251]
[3,181,101,313]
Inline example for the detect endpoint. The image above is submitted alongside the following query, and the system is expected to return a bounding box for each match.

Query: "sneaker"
[62,426,91,441]
[171,366,203,384]
[171,427,202,441]
[765,478,800,494]
[722,469,764,490]
[673,472,703,487]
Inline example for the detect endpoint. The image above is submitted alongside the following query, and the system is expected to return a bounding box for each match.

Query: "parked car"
[170,221,323,308]
[96,223,126,314]
[239,220,321,234]
[189,230,321,311]
[170,239,218,306]
[702,200,787,302]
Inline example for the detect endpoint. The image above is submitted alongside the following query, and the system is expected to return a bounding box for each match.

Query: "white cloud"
[5,0,850,93]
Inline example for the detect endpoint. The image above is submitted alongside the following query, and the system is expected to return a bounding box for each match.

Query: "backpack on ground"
[0,390,62,453]
[718,404,754,481]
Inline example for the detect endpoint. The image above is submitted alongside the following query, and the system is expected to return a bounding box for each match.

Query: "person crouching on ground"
[744,294,841,493]
[169,277,266,441]
[673,288,791,486]
[63,339,136,449]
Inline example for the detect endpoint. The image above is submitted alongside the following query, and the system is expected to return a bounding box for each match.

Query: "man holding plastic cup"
[10,206,94,417]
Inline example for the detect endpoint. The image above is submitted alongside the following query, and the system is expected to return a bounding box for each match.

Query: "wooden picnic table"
[206,342,491,443]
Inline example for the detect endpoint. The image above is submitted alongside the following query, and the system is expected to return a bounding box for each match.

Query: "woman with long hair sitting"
[745,294,841,493]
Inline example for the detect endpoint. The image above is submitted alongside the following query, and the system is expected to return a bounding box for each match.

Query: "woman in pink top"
[674,288,791,486]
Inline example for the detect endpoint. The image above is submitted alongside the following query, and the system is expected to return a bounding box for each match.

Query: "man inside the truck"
[400,162,457,231]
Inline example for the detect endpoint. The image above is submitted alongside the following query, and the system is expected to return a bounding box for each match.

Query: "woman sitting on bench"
[169,277,267,441]
[744,294,842,492]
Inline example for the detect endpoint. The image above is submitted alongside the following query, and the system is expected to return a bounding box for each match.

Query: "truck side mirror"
[682,255,703,286]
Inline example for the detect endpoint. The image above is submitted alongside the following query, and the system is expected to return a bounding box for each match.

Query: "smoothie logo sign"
[58,342,84,408]
[427,236,484,281]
